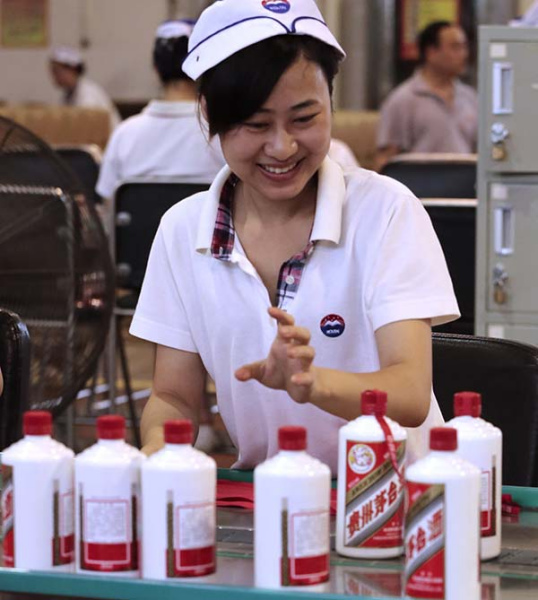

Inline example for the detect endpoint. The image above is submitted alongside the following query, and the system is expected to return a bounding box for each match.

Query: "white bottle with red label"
[405,427,481,600]
[0,411,75,571]
[447,391,502,560]
[254,426,331,590]
[75,415,144,577]
[141,419,217,580]
[336,389,407,559]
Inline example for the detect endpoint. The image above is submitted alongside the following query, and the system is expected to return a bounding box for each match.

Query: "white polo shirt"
[96,100,226,199]
[130,157,460,474]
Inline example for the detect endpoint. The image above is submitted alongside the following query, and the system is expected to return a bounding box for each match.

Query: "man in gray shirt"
[375,21,477,171]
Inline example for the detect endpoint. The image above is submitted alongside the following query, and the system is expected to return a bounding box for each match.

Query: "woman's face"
[219,55,332,206]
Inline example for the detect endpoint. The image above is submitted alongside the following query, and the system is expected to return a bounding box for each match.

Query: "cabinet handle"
[492,62,514,115]
[494,207,514,255]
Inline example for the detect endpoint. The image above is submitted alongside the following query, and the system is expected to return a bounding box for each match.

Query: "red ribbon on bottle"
[375,416,405,486]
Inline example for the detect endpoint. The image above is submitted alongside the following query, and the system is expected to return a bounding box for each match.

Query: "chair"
[423,199,476,335]
[107,181,210,424]
[380,153,477,199]
[331,110,380,171]
[381,154,478,336]
[432,332,538,486]
[0,308,31,449]
[54,144,103,205]
[0,105,110,149]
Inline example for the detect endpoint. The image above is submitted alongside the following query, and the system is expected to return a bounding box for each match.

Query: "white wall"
[1,0,527,108]
[0,0,180,104]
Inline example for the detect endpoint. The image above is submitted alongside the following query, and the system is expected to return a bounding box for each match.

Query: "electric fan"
[0,116,114,416]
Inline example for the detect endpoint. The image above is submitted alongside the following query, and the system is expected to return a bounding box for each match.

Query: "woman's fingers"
[235,360,265,382]
[280,325,311,345]
[287,345,315,363]
[268,306,294,326]
[290,371,315,386]
[268,307,311,345]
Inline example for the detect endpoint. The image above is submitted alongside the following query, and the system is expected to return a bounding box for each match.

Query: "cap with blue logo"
[182,0,346,81]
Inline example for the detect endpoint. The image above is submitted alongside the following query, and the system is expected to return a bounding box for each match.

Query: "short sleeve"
[376,92,411,152]
[366,195,460,331]
[129,227,197,352]
[95,131,122,200]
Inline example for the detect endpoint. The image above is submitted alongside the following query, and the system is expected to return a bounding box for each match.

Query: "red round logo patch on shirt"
[320,314,345,338]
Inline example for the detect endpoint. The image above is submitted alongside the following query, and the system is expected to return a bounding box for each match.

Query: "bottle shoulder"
[340,415,407,441]
[406,452,481,482]
[75,440,145,465]
[446,417,502,440]
[255,451,331,479]
[143,445,216,471]
[2,437,74,462]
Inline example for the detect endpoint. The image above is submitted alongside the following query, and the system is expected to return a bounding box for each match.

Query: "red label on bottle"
[283,553,329,586]
[1,465,14,568]
[343,439,405,549]
[280,508,330,586]
[480,464,497,538]
[53,488,74,565]
[165,501,216,578]
[405,481,445,599]
[54,534,75,564]
[80,496,138,572]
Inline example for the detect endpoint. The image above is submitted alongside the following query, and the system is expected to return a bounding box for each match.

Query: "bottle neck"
[25,434,51,439]
[97,438,125,445]
[430,449,457,456]
[164,443,191,450]
[279,449,306,456]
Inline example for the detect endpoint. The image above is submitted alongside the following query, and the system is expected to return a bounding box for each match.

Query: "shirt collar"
[410,69,464,98]
[195,156,345,254]
[143,100,198,117]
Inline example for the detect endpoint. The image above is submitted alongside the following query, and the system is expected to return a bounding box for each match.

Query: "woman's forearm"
[140,391,200,455]
[311,363,431,427]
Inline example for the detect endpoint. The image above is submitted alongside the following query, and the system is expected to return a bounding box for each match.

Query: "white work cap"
[155,19,195,40]
[183,0,345,81]
[50,46,84,68]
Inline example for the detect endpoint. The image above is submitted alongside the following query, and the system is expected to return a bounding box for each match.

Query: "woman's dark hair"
[417,21,452,65]
[153,36,191,84]
[199,35,342,137]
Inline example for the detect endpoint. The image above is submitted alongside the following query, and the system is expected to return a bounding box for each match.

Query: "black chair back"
[0,308,30,449]
[380,153,477,199]
[54,145,102,205]
[424,200,476,335]
[114,181,209,292]
[381,155,478,336]
[432,332,538,486]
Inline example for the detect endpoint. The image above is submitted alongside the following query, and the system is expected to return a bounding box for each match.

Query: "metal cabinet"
[477,27,538,345]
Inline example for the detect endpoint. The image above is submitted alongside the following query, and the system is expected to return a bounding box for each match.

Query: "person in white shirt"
[96,20,226,202]
[131,0,459,472]
[49,46,121,132]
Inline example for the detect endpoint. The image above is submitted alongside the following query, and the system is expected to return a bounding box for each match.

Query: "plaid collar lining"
[210,175,316,307]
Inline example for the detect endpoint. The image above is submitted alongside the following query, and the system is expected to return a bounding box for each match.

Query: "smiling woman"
[129,0,460,475]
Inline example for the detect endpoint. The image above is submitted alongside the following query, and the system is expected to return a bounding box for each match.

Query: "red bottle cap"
[454,391,482,418]
[23,411,52,436]
[430,427,458,451]
[97,415,125,440]
[278,426,306,451]
[361,390,388,416]
[164,420,193,445]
